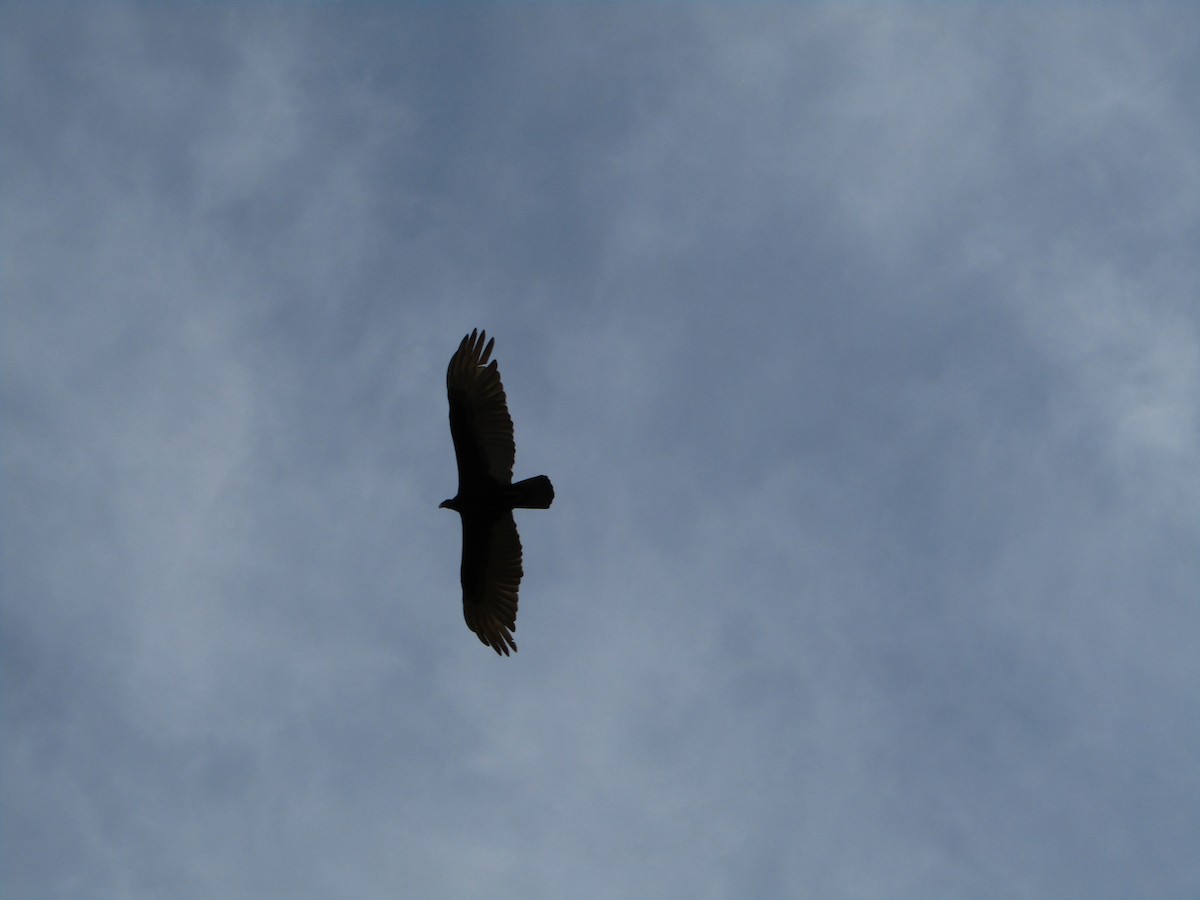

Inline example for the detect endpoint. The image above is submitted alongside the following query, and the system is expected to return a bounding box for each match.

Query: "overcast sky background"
[4,5,1199,898]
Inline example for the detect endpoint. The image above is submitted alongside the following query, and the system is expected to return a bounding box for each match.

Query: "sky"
[3,4,1199,898]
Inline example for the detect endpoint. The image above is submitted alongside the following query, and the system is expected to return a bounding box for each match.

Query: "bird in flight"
[440,329,554,655]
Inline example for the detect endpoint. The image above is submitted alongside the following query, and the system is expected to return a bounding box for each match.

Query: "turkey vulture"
[440,329,554,655]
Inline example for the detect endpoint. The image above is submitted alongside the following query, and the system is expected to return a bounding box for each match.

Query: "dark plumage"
[440,329,554,655]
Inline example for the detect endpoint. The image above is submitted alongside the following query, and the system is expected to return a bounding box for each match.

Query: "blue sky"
[4,5,1199,897]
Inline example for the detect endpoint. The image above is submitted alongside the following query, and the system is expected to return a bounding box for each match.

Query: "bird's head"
[439,498,458,511]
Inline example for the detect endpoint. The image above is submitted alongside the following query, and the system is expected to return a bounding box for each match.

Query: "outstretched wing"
[446,329,515,486]
[460,511,524,655]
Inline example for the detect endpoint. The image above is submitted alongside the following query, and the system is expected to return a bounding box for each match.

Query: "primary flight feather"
[440,329,554,655]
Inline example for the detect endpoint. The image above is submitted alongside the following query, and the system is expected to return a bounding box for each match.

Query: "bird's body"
[440,329,553,655]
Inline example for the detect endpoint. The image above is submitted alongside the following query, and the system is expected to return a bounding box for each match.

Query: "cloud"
[4,5,1199,897]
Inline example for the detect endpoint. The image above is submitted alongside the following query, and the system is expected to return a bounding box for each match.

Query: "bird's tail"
[509,475,554,509]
